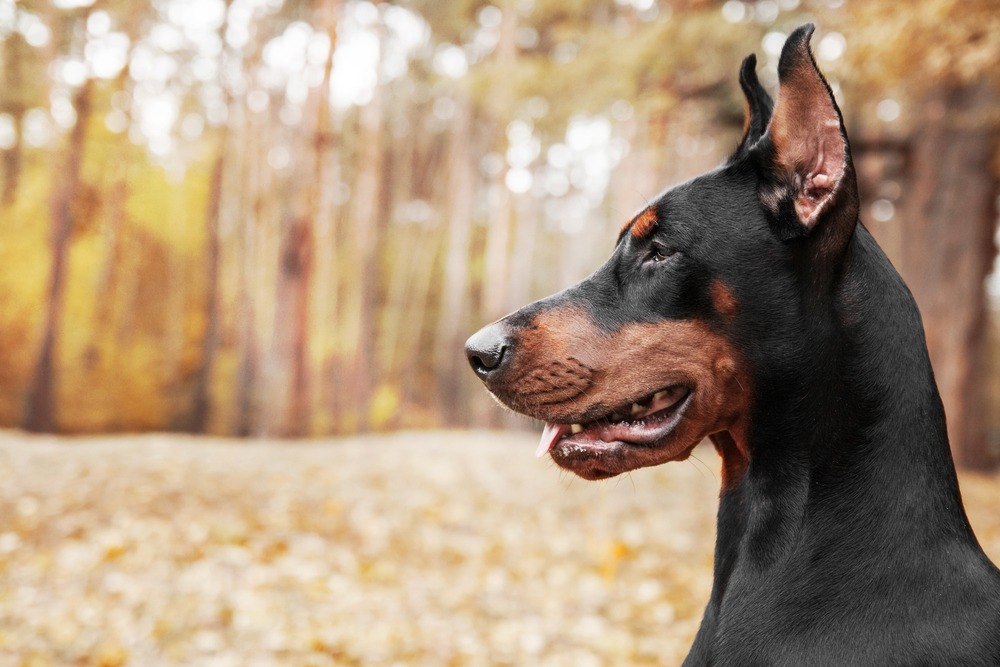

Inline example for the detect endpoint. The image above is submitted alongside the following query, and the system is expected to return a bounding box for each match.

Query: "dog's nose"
[465,324,511,378]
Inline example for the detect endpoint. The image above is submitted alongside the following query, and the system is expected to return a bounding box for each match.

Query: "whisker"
[689,452,717,482]
[634,188,653,210]
[687,459,708,480]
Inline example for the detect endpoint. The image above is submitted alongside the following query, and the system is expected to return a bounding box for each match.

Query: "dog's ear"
[735,54,773,154]
[758,24,858,243]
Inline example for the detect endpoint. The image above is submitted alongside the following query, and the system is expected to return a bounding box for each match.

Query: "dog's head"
[465,25,860,483]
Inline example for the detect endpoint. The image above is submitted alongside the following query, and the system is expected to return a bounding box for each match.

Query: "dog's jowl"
[465,24,1000,665]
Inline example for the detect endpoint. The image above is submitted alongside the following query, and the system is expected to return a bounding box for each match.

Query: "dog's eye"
[647,243,677,264]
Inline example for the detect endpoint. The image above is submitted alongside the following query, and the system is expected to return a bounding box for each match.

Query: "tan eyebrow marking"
[620,206,657,239]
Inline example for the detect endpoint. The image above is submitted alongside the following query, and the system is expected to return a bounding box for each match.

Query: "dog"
[464,24,1000,665]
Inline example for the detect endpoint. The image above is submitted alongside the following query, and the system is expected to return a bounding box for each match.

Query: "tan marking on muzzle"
[494,305,752,486]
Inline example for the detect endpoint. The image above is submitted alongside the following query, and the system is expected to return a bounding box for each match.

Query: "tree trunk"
[507,177,540,309]
[22,79,93,432]
[433,96,475,424]
[897,83,1000,471]
[345,15,385,431]
[480,1,518,321]
[84,3,147,370]
[233,114,263,437]
[310,0,341,433]
[187,148,225,432]
[266,217,313,436]
[232,197,259,436]
[377,116,419,384]
[397,228,442,426]
[1,33,25,206]
[259,0,340,436]
[188,0,234,433]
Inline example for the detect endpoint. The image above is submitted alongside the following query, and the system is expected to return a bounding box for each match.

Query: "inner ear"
[779,113,845,226]
[763,24,851,231]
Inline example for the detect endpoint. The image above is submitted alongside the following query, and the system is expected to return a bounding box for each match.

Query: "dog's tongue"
[536,423,569,457]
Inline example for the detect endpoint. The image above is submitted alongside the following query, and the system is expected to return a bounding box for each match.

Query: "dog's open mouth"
[535,384,692,459]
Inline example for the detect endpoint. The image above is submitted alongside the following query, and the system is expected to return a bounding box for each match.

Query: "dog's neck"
[714,223,980,586]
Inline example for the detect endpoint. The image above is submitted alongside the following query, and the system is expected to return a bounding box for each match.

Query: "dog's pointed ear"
[735,54,773,154]
[758,24,858,242]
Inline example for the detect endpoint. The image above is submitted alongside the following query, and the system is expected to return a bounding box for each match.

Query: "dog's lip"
[535,385,691,458]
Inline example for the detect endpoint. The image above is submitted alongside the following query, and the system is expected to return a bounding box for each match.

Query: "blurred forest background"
[1,0,999,468]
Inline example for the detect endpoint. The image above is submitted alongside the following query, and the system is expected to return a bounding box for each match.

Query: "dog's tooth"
[536,423,568,458]
[631,403,643,415]
[653,390,668,402]
[571,423,583,434]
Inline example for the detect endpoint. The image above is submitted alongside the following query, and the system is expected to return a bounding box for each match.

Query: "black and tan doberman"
[465,24,1000,665]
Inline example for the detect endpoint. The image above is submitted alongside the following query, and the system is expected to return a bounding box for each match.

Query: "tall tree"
[897,82,999,470]
[233,105,265,437]
[843,0,1000,470]
[309,0,342,432]
[23,10,96,431]
[188,0,235,433]
[259,0,342,436]
[266,216,314,435]
[433,94,475,422]
[480,0,519,321]
[0,32,26,206]
[344,7,386,430]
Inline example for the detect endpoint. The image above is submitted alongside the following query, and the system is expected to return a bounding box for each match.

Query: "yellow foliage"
[369,384,401,431]
[598,539,635,583]
[0,113,213,431]
[94,642,128,667]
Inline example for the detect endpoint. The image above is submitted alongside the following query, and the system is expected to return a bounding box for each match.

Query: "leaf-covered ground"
[0,430,997,666]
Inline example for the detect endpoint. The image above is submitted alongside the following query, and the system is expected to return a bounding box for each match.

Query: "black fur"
[734,53,773,155]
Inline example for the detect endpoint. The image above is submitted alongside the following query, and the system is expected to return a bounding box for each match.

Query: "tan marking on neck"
[710,426,750,492]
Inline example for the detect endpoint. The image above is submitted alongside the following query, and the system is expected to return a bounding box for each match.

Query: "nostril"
[469,345,506,373]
